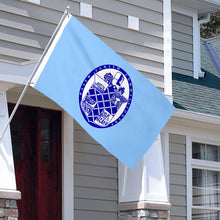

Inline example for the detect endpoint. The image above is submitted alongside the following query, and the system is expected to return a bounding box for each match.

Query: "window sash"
[191,142,220,219]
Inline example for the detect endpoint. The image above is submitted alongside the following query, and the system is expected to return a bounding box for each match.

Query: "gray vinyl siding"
[172,12,193,77]
[169,134,187,220]
[0,0,164,90]
[74,121,118,220]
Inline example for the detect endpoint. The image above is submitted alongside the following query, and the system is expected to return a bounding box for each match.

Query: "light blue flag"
[31,13,175,169]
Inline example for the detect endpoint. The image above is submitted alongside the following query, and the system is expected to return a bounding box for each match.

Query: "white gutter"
[173,109,220,125]
[199,13,211,25]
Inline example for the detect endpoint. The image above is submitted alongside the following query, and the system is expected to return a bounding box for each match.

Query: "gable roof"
[172,36,220,117]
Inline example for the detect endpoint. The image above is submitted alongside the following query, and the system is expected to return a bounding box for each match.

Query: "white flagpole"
[0,7,70,143]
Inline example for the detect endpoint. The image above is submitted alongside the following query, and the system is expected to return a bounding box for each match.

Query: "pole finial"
[66,6,70,17]
[66,6,70,13]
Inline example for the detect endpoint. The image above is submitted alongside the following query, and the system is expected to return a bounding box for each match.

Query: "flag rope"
[0,7,70,143]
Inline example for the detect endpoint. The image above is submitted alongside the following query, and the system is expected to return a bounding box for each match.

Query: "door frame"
[62,111,74,220]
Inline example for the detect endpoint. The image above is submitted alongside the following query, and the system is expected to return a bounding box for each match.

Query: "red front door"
[9,105,62,220]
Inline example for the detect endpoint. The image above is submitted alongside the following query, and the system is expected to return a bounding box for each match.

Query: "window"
[191,142,220,219]
[41,118,53,162]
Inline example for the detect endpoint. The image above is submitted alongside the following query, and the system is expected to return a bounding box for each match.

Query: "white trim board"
[164,0,173,96]
[186,135,192,220]
[62,112,74,220]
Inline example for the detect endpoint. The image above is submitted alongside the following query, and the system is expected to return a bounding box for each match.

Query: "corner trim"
[163,0,172,96]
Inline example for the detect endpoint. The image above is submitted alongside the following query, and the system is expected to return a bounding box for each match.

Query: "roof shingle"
[173,37,220,117]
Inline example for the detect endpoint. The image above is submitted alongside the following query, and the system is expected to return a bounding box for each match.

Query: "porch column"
[0,84,21,220]
[118,135,171,219]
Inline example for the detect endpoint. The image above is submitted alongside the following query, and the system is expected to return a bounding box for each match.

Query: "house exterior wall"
[1,1,220,220]
[74,121,118,219]
[1,1,165,218]
[172,11,193,77]
[169,133,187,220]
[0,0,164,90]
[166,111,220,220]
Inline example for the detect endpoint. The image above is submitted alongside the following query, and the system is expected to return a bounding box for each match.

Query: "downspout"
[204,42,220,75]
[198,13,211,77]
[199,13,211,25]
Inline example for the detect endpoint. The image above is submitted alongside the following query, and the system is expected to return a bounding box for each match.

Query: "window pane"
[11,118,22,160]
[193,168,220,208]
[192,142,220,162]
[11,118,21,136]
[12,138,22,160]
[207,145,220,162]
[192,209,220,220]
[192,143,205,160]
[41,118,50,139]
[41,141,52,162]
[193,169,205,187]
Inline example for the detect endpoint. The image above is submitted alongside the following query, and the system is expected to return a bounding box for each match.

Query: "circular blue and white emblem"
[79,65,133,128]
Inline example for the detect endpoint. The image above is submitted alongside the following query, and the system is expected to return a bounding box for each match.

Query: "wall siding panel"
[172,11,193,77]
[75,210,118,220]
[74,121,118,219]
[169,134,187,220]
[1,0,164,90]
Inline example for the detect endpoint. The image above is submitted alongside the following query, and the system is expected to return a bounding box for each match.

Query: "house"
[0,0,219,220]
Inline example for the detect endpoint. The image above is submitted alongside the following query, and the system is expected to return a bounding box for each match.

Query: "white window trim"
[187,137,220,220]
[186,135,192,220]
[172,3,201,79]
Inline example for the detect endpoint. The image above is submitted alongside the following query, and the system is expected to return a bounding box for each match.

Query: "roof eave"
[172,0,220,16]
[173,109,220,125]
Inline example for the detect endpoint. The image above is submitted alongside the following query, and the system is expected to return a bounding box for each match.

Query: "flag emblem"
[79,64,133,128]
